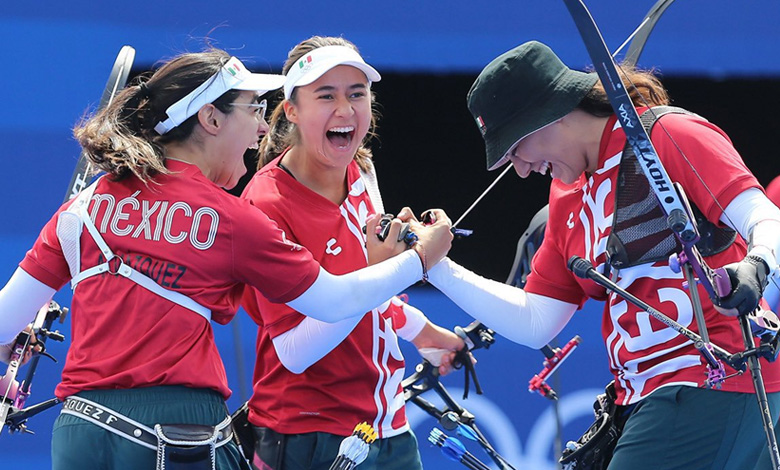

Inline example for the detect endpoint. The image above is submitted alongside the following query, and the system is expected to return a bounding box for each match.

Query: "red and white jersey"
[525,111,780,405]
[241,156,410,438]
[21,160,319,400]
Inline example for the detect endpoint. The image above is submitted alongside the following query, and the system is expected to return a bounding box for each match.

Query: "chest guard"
[606,106,737,269]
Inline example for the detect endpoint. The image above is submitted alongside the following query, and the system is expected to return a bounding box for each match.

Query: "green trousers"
[608,386,780,470]
[52,386,248,470]
[251,426,423,470]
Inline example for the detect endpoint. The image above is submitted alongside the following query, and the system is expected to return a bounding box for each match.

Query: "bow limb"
[64,45,135,202]
[622,0,777,309]
[562,0,728,376]
[618,0,677,66]
[569,0,757,304]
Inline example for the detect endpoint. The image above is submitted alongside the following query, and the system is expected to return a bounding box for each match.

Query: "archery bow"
[402,321,517,470]
[0,301,67,435]
[562,0,731,365]
[3,46,135,437]
[561,0,780,466]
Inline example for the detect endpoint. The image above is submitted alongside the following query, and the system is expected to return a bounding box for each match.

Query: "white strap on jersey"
[359,160,430,337]
[56,180,212,323]
[360,160,385,214]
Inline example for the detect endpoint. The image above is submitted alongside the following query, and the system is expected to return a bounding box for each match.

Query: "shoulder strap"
[360,160,385,214]
[56,180,212,322]
[638,105,698,129]
[56,180,101,279]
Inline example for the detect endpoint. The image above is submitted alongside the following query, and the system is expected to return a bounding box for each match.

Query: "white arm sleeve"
[427,258,578,349]
[274,292,429,373]
[0,268,56,344]
[272,314,365,374]
[286,250,422,323]
[720,188,780,253]
[721,188,780,307]
[394,299,428,342]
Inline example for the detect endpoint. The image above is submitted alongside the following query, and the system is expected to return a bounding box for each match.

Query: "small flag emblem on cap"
[226,61,243,77]
[476,116,487,136]
[298,55,313,70]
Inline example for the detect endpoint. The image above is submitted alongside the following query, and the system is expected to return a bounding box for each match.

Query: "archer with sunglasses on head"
[0,47,452,470]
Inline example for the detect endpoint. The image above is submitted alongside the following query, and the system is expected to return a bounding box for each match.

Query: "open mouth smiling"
[326,126,355,149]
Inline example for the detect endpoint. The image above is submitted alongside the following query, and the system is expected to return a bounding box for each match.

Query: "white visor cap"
[155,56,285,135]
[283,45,381,100]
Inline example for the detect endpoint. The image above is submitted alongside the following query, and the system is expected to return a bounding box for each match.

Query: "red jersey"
[241,157,410,438]
[20,160,319,400]
[525,111,780,405]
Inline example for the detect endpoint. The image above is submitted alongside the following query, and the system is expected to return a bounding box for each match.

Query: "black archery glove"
[718,255,770,316]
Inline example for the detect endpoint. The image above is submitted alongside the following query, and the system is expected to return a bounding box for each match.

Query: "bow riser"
[1,301,67,435]
[0,333,30,435]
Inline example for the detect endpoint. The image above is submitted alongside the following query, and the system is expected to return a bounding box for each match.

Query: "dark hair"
[258,36,379,172]
[74,48,242,183]
[577,65,670,116]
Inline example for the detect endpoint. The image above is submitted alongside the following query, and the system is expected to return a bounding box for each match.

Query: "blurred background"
[1,1,779,468]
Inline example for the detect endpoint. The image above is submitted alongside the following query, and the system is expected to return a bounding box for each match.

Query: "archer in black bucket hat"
[426,35,780,470]
[467,40,598,170]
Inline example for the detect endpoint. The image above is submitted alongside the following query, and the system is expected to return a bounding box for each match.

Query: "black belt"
[61,395,233,450]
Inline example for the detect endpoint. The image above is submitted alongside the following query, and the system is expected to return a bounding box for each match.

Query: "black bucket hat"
[467,41,598,170]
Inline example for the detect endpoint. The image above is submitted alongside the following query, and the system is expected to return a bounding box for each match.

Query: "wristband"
[749,245,778,277]
[416,243,428,283]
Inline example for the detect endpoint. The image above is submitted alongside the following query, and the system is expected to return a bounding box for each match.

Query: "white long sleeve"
[274,294,427,373]
[1,250,422,344]
[427,258,577,349]
[393,299,428,342]
[721,188,780,307]
[720,188,780,258]
[286,250,422,323]
[272,314,365,374]
[0,268,56,344]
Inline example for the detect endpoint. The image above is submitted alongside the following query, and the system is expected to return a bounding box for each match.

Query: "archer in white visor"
[240,36,461,470]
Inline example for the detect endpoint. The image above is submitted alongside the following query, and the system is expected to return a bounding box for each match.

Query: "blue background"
[1,1,779,468]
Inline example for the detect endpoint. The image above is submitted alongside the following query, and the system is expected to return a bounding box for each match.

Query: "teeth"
[539,161,550,175]
[329,126,354,133]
